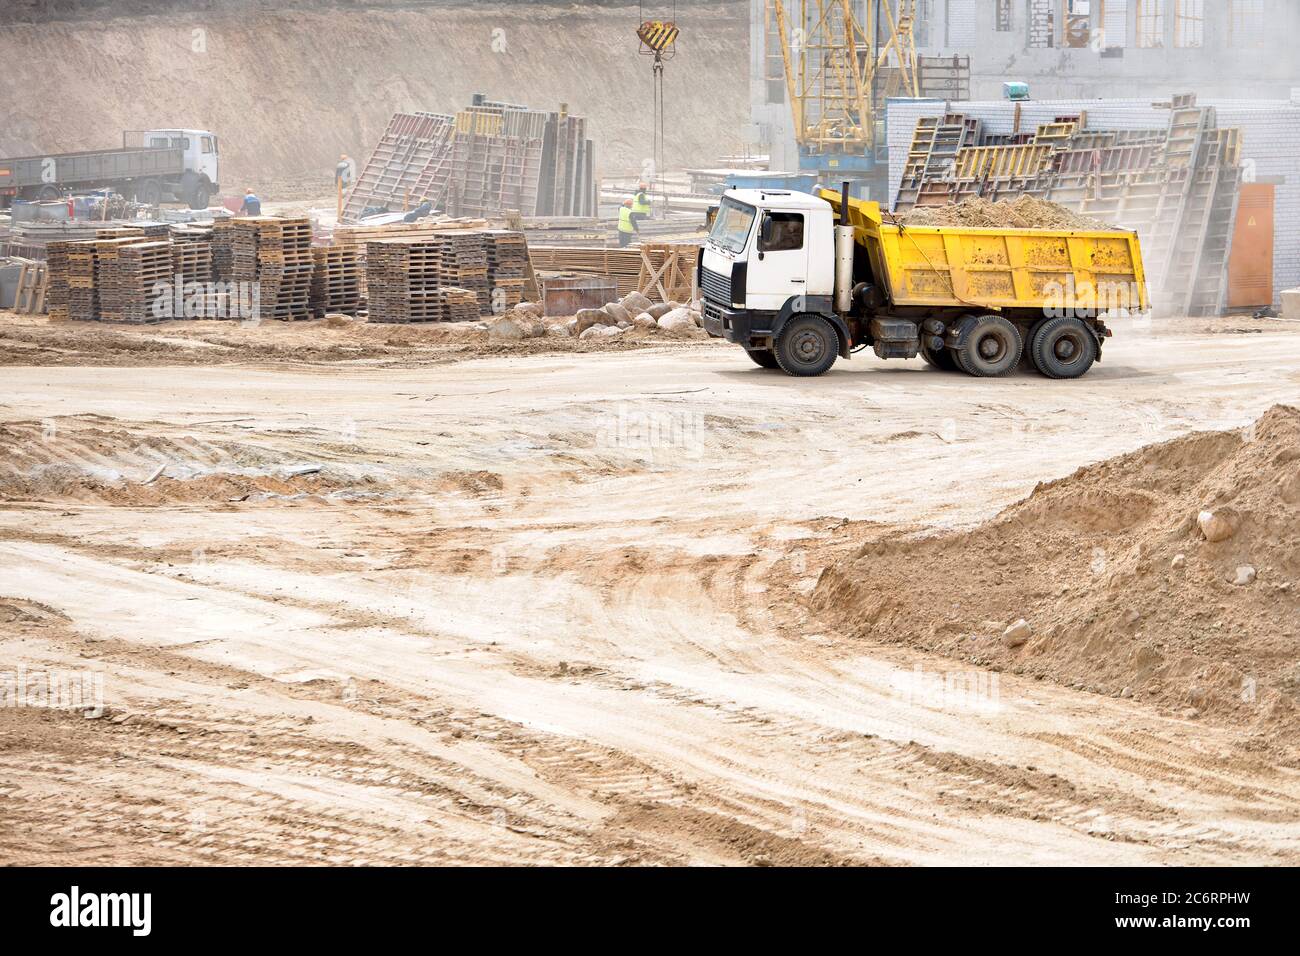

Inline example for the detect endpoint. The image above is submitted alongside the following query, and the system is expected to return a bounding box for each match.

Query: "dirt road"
[2,314,1299,865]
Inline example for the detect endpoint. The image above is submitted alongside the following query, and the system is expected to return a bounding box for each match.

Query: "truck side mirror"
[759,213,773,244]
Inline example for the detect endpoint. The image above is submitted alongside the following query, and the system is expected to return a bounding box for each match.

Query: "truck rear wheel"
[921,342,957,371]
[1031,316,1097,379]
[745,348,781,369]
[954,314,1022,378]
[136,178,162,205]
[775,314,838,377]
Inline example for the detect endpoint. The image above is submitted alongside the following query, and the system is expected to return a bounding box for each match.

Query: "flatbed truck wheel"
[1030,316,1097,379]
[745,349,781,369]
[954,314,1022,378]
[774,314,838,377]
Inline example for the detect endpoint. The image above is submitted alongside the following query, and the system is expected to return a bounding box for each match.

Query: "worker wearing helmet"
[335,154,353,191]
[631,182,651,228]
[240,189,262,216]
[617,198,636,248]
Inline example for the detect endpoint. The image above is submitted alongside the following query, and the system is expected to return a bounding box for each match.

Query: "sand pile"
[813,406,1300,738]
[897,196,1114,231]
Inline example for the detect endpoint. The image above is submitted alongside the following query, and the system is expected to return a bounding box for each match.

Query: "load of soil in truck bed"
[894,196,1115,231]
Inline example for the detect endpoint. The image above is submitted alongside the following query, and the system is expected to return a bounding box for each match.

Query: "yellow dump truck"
[699,185,1148,378]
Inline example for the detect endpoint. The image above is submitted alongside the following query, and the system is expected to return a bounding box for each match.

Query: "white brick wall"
[887,98,1300,302]
[945,0,977,48]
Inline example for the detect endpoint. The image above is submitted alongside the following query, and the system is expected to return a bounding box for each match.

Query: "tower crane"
[767,0,920,199]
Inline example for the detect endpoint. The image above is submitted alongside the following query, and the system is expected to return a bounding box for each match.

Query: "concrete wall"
[886,97,1300,303]
[915,0,1300,101]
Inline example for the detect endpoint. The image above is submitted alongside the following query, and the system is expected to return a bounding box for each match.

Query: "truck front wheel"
[1031,316,1097,379]
[188,181,212,210]
[775,314,838,377]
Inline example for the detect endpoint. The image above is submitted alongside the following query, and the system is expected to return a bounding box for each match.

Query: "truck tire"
[745,348,781,369]
[921,342,957,371]
[954,314,1022,377]
[1030,316,1097,379]
[774,314,838,377]
[188,181,212,210]
[37,184,61,201]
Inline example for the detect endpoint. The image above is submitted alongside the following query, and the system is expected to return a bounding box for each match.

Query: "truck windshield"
[709,197,756,255]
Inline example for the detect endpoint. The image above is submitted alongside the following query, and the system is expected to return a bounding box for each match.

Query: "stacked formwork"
[310,245,363,316]
[891,95,1245,316]
[343,99,597,223]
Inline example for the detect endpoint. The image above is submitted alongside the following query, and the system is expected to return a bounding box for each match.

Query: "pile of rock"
[484,291,707,344]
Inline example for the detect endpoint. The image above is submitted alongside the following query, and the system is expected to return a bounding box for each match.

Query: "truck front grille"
[700,265,732,306]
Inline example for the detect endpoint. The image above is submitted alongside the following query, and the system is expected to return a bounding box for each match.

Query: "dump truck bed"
[821,189,1149,314]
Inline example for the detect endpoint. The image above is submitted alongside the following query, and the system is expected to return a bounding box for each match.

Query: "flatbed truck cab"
[699,186,1148,379]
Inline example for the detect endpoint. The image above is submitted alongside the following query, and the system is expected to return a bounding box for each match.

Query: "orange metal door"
[1228,184,1274,308]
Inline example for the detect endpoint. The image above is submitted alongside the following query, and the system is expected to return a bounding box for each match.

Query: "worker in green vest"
[618,198,636,247]
[631,182,651,227]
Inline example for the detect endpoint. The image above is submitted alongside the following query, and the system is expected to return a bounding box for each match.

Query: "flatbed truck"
[0,129,221,210]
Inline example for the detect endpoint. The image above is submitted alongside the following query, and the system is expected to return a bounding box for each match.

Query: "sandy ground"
[2,311,1299,866]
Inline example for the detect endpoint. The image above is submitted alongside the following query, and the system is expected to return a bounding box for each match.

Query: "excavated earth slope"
[0,0,749,187]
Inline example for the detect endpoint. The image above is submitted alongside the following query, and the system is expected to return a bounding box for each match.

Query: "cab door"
[745,210,809,312]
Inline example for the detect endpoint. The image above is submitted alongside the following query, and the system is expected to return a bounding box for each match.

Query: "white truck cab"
[146,129,219,186]
[700,189,851,373]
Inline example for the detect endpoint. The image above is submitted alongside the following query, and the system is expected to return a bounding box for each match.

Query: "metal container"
[539,272,618,316]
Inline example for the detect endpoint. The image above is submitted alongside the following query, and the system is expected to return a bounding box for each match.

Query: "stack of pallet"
[211,219,236,282]
[436,233,490,315]
[485,230,528,312]
[44,241,74,321]
[892,94,1245,315]
[230,217,314,321]
[171,229,213,288]
[366,239,445,323]
[310,245,363,316]
[440,287,480,322]
[100,240,172,324]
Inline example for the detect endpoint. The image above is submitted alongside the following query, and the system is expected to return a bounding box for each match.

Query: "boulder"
[323,313,354,327]
[514,300,543,317]
[632,312,658,330]
[546,323,571,338]
[1233,565,1257,586]
[603,302,633,325]
[487,315,526,342]
[657,307,696,333]
[1002,619,1033,648]
[579,324,624,342]
[576,308,613,334]
[1197,510,1236,543]
[647,302,675,319]
[621,291,653,315]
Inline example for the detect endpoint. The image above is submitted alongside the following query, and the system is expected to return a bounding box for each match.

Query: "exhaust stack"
[834,181,854,314]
